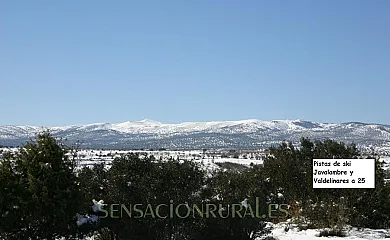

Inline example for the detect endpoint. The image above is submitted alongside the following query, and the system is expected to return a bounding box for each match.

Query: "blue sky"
[1,0,389,126]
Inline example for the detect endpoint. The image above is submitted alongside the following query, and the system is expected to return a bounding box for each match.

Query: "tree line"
[0,132,389,240]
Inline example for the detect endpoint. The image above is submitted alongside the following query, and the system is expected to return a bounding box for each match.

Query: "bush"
[317,228,347,237]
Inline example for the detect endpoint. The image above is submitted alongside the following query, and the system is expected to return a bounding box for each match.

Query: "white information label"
[313,159,375,188]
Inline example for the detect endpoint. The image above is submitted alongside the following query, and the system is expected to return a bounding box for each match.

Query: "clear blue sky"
[1,0,389,126]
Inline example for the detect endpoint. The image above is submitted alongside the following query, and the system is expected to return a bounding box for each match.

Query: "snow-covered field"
[267,222,390,240]
[62,149,264,169]
[78,222,390,240]
[1,148,389,172]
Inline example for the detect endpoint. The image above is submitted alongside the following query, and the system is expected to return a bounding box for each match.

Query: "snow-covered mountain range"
[1,119,390,150]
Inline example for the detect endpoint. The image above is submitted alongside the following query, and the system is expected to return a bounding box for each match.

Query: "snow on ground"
[68,149,264,170]
[75,223,390,240]
[265,222,390,240]
[1,147,389,173]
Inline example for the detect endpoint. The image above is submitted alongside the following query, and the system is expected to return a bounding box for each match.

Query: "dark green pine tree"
[0,132,82,240]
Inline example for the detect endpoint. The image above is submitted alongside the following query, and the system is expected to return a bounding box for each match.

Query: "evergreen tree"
[0,132,82,240]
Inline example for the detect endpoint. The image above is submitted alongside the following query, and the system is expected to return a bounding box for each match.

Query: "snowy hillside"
[1,119,390,150]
